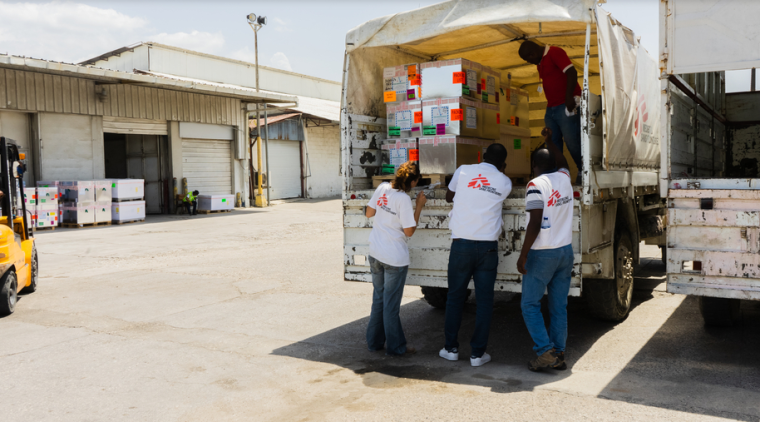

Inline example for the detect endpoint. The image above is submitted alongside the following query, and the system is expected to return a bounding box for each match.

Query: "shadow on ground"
[273,255,760,419]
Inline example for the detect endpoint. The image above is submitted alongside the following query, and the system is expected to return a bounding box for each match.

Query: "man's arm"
[446,189,455,203]
[565,66,578,113]
[517,209,543,274]
[446,167,462,203]
[541,127,569,170]
[365,206,376,218]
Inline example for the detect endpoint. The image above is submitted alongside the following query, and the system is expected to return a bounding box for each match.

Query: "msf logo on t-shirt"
[467,174,502,197]
[547,189,571,207]
[377,194,396,215]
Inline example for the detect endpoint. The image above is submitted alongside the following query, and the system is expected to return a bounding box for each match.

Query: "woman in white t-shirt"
[365,161,427,356]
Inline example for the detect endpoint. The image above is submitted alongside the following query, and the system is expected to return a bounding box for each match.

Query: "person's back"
[440,143,511,367]
[524,168,573,250]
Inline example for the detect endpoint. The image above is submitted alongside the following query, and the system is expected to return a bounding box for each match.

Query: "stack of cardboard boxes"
[110,179,146,223]
[59,181,96,226]
[36,186,59,228]
[382,58,528,176]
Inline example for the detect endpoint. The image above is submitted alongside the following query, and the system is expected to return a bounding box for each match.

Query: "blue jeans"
[444,239,498,358]
[367,256,409,355]
[521,245,575,356]
[545,104,582,173]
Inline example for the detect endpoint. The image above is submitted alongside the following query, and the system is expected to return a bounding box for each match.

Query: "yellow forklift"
[0,136,38,316]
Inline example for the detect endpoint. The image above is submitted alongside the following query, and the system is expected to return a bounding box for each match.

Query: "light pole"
[247,13,268,207]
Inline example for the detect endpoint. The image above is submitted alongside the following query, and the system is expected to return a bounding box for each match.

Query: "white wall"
[39,113,104,181]
[304,125,340,198]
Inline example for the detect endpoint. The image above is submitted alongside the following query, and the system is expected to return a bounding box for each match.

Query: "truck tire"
[0,271,18,316]
[421,286,471,309]
[21,247,38,294]
[585,231,634,322]
[699,297,741,327]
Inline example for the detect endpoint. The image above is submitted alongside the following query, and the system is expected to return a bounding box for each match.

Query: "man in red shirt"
[519,41,582,183]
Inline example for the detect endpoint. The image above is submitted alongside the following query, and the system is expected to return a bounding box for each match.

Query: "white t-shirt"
[448,162,512,241]
[525,168,574,250]
[367,182,417,267]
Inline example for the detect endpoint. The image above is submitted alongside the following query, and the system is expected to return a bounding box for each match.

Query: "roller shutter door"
[182,139,232,194]
[266,140,302,200]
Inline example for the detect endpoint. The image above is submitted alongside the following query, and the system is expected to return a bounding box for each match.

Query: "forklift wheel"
[0,271,18,316]
[21,247,38,294]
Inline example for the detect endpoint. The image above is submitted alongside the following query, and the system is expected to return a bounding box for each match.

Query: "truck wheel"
[0,271,18,316]
[699,297,741,327]
[421,286,471,309]
[585,231,634,322]
[21,247,38,294]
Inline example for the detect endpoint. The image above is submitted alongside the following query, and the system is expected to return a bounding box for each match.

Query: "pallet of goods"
[111,200,145,224]
[197,195,234,214]
[94,180,112,224]
[110,179,145,224]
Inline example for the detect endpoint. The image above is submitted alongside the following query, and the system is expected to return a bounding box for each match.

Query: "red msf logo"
[634,94,648,137]
[377,194,388,207]
[467,174,490,189]
[547,190,561,207]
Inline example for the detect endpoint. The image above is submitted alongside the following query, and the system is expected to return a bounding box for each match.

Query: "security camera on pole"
[247,13,268,207]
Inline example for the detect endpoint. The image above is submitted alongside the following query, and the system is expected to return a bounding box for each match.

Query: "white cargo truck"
[659,0,760,325]
[342,0,668,321]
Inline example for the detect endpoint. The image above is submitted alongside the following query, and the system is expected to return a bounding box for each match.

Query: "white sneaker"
[439,347,459,361]
[470,352,491,367]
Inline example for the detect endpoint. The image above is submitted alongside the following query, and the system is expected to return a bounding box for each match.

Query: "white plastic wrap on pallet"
[59,181,95,203]
[95,203,112,223]
[110,179,145,201]
[111,200,146,222]
[94,181,113,204]
[197,195,234,211]
[62,203,95,225]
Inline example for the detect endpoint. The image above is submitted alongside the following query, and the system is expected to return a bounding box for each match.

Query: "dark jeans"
[545,104,583,174]
[367,256,409,355]
[184,200,197,215]
[444,239,498,358]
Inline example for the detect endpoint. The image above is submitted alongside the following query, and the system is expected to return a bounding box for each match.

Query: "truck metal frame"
[342,2,667,321]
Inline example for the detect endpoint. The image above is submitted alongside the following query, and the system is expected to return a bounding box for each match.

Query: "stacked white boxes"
[24,188,36,226]
[383,63,420,104]
[94,180,112,223]
[110,179,145,223]
[421,97,500,139]
[197,195,235,212]
[58,181,96,226]
[35,187,59,228]
[420,59,501,103]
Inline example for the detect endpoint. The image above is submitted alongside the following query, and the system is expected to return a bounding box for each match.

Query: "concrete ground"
[2,198,759,421]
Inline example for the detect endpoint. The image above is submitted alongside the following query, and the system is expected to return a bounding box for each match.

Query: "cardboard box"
[24,188,36,208]
[198,195,235,211]
[383,63,420,104]
[111,200,145,222]
[110,179,144,201]
[59,181,95,203]
[418,136,492,174]
[37,181,63,201]
[95,204,112,223]
[381,139,419,170]
[36,187,59,206]
[386,101,422,138]
[62,203,95,225]
[94,180,113,204]
[498,86,532,177]
[421,97,499,139]
[36,204,59,228]
[420,59,501,102]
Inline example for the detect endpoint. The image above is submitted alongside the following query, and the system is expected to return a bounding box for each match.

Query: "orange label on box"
[384,91,397,102]
[407,65,417,76]
[510,116,517,126]
[497,113,501,124]
[451,108,464,121]
[409,149,419,161]
[410,76,421,86]
[453,71,466,84]
[414,111,422,123]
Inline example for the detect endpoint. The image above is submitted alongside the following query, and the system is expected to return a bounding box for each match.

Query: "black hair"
[531,148,554,173]
[193,190,199,195]
[484,143,507,167]
[518,40,541,60]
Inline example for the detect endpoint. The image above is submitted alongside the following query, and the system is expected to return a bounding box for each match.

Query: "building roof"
[0,54,297,104]
[136,70,339,122]
[250,113,300,129]
[80,41,341,87]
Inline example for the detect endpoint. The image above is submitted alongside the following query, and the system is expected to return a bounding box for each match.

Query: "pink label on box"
[436,124,446,135]
[411,127,420,132]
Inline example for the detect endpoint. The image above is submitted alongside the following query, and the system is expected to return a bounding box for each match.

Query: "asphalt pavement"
[1,198,758,421]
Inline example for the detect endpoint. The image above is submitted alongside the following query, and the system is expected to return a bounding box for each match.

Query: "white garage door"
[266,140,302,200]
[182,139,232,194]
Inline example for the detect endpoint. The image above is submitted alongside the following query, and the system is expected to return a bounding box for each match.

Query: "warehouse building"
[0,53,295,213]
[81,42,342,201]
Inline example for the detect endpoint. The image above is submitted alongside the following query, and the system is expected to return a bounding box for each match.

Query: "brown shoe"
[528,350,559,372]
[551,350,567,370]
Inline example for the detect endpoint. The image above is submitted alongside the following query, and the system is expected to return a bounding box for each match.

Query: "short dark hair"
[484,143,507,167]
[518,40,541,60]
[531,148,554,173]
[193,190,199,195]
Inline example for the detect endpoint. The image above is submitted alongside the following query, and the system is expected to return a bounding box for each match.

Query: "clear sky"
[0,0,754,91]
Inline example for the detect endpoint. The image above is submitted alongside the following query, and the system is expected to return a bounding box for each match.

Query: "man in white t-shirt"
[439,143,512,367]
[518,127,575,372]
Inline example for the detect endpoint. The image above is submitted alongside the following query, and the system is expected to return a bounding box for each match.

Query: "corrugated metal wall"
[0,68,244,128]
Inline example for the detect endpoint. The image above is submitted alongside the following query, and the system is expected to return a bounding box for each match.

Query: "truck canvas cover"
[344,0,661,172]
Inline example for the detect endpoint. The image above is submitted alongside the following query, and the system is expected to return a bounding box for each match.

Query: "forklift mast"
[0,137,32,239]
